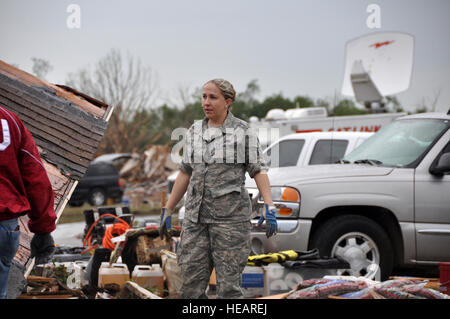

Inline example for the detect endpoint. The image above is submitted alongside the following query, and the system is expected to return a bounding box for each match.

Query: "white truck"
[247,111,450,281]
[263,131,372,168]
[249,107,406,147]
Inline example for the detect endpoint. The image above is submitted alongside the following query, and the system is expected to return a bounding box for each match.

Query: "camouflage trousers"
[176,219,251,299]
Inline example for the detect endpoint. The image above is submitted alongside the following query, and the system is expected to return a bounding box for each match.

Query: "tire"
[310,215,394,281]
[88,188,106,206]
[68,200,84,207]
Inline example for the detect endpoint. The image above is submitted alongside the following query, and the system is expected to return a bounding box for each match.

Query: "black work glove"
[30,233,56,265]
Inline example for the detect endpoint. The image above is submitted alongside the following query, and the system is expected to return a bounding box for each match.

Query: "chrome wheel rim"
[92,192,105,206]
[331,232,381,280]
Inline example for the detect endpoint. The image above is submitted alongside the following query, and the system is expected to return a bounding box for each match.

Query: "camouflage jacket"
[179,112,268,223]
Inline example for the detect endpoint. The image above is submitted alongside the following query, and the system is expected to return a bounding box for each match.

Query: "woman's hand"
[258,204,278,238]
[254,171,278,237]
[159,207,173,240]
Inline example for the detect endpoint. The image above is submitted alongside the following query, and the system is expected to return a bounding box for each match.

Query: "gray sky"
[1,0,449,113]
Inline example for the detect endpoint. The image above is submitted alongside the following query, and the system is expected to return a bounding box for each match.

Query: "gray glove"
[30,233,55,265]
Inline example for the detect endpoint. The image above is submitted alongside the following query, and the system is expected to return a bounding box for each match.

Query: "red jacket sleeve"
[18,121,57,234]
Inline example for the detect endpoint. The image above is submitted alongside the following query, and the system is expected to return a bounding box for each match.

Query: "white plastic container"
[98,262,130,288]
[131,264,164,296]
[241,266,265,298]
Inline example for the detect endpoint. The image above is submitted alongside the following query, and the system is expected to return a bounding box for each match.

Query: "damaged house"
[0,60,113,296]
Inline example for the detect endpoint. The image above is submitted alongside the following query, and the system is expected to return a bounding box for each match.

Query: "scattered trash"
[286,280,367,299]
[17,275,87,299]
[285,277,450,299]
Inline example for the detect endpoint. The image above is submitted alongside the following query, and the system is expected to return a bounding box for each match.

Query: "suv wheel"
[310,215,394,281]
[88,188,106,206]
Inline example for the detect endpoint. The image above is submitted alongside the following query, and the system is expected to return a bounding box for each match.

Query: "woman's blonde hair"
[204,78,236,103]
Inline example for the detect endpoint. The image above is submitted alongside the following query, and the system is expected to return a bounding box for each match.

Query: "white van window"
[309,139,349,165]
[266,139,305,168]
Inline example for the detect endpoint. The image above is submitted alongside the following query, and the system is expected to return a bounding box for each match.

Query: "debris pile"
[119,145,178,207]
[18,276,87,299]
[285,277,449,299]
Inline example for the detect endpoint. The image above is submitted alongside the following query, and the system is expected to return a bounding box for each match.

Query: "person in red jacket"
[0,105,57,299]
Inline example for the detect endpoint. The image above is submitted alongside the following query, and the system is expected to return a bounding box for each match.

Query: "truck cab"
[263,131,372,168]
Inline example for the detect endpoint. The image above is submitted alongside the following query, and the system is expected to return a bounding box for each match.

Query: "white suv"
[247,111,450,280]
[262,131,373,168]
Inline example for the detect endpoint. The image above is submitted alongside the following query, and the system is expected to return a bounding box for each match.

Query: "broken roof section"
[0,60,113,179]
[0,59,114,272]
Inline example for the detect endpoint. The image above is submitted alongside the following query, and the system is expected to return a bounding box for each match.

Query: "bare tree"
[163,83,198,110]
[31,57,53,80]
[66,49,159,154]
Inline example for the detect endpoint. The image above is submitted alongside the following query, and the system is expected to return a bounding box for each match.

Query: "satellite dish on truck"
[341,32,414,110]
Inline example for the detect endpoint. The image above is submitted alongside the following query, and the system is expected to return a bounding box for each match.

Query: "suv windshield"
[344,119,449,167]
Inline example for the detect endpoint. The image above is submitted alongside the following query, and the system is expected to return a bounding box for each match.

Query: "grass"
[58,201,161,225]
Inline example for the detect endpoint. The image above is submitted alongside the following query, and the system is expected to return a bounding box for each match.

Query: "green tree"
[231,79,260,120]
[315,98,330,113]
[250,93,294,118]
[293,95,314,108]
[332,99,369,116]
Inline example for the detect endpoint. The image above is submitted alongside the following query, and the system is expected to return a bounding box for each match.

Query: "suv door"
[414,130,450,262]
[309,139,349,165]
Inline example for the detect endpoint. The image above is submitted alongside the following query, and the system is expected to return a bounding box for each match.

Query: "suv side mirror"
[430,152,450,176]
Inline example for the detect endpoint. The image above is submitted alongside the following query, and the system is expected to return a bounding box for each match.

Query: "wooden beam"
[119,281,163,299]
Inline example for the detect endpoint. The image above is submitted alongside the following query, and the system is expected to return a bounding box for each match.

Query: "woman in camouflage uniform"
[160,79,277,299]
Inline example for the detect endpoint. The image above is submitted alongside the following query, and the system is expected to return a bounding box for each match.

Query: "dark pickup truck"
[69,162,124,206]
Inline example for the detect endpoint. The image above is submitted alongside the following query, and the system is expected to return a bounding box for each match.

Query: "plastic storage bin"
[98,262,130,288]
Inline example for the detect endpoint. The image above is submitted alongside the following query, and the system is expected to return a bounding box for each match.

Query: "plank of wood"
[119,281,163,299]
[27,276,58,284]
